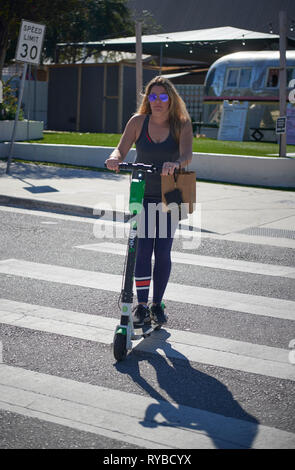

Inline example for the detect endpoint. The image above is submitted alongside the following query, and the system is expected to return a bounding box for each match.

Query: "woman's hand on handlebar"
[161,161,180,176]
[105,157,120,173]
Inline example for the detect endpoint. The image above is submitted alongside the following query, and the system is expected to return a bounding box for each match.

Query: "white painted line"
[40,221,58,225]
[75,242,295,279]
[0,364,294,449]
[0,299,294,381]
[0,205,294,248]
[220,232,295,249]
[0,259,294,321]
[136,334,295,381]
[0,299,115,344]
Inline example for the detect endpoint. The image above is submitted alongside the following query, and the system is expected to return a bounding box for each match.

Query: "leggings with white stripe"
[135,198,177,304]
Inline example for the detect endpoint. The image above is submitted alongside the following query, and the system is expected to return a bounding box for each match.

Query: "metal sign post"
[6,62,27,174]
[6,19,45,174]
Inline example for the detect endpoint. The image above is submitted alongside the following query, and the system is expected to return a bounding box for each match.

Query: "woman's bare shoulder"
[129,114,147,140]
[129,113,146,127]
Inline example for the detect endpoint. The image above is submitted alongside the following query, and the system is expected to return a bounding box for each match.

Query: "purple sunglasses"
[148,93,169,103]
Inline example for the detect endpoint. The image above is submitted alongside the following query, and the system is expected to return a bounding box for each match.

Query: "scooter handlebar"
[104,161,181,174]
[104,161,158,173]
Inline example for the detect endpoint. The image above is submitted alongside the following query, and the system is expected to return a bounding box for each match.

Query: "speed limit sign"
[15,19,46,65]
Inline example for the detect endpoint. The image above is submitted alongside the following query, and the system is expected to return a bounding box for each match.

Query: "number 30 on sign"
[15,19,46,65]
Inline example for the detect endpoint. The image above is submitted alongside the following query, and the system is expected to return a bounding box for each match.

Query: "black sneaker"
[150,303,168,326]
[132,304,151,328]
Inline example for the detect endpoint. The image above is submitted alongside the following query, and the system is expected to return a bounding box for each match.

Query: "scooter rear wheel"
[113,333,127,361]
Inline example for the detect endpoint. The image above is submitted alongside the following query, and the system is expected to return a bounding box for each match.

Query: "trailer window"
[239,68,252,87]
[266,67,295,87]
[225,68,252,88]
[266,68,279,87]
[227,69,239,87]
[287,67,295,85]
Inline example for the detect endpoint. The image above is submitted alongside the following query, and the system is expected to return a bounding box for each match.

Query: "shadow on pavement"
[115,330,258,449]
[0,160,126,181]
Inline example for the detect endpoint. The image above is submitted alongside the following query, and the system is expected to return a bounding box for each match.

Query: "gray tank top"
[135,114,180,199]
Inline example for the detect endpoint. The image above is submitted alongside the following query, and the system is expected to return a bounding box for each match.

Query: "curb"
[0,195,206,233]
[0,194,130,222]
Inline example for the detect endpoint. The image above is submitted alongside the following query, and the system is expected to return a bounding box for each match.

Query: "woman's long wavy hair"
[137,76,191,142]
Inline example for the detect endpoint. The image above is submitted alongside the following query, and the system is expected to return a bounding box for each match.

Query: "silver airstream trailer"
[203,51,295,141]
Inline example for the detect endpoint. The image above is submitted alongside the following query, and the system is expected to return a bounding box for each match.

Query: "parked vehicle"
[203,51,295,141]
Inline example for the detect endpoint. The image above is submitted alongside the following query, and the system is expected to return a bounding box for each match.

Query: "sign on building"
[15,19,46,65]
[218,100,248,141]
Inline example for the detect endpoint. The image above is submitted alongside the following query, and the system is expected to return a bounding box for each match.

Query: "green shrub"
[0,78,24,121]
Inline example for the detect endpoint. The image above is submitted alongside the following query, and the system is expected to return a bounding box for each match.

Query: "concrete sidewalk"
[0,160,294,240]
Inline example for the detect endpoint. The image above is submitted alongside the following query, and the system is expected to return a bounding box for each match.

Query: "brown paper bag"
[161,170,196,214]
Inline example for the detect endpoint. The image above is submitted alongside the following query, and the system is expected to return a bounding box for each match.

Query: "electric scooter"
[105,161,162,361]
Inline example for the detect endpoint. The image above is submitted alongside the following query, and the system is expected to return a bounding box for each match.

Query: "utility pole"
[279,10,287,157]
[135,20,143,109]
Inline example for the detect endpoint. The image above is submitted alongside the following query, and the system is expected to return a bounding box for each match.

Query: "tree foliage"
[0,1,78,75]
[0,79,24,120]
[46,0,135,63]
[0,0,136,76]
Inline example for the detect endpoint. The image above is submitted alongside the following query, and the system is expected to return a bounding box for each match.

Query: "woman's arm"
[161,120,193,176]
[105,115,142,171]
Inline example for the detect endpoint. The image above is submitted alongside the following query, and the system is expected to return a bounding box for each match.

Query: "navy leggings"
[135,198,177,304]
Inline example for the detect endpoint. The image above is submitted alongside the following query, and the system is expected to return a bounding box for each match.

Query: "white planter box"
[0,120,43,141]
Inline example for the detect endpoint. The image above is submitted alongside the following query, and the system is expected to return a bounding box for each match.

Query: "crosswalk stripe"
[0,299,293,381]
[0,300,115,344]
[1,205,294,249]
[75,242,295,278]
[0,259,294,321]
[0,364,294,449]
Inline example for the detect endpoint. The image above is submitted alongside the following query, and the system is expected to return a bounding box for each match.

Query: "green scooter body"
[129,177,146,214]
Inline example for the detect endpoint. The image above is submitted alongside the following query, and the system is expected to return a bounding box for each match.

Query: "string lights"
[57,26,285,64]
[268,19,295,35]
[150,29,273,57]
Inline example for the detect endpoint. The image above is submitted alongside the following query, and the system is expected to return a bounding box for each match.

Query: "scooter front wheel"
[113,332,127,361]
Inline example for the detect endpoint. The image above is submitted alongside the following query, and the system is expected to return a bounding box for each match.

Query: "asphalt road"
[0,205,294,451]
